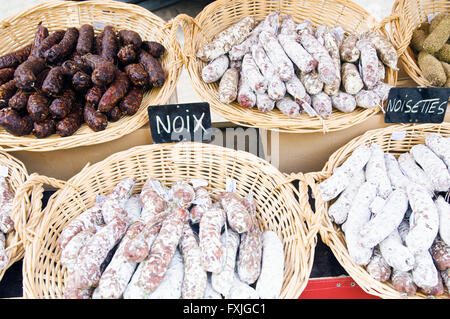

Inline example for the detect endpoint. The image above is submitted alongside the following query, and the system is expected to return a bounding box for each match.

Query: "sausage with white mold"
[342,182,377,265]
[358,189,408,249]
[365,143,393,199]
[435,196,450,246]
[327,169,365,225]
[255,230,284,299]
[410,144,450,192]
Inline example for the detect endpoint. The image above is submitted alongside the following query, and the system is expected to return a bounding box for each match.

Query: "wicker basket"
[309,123,450,299]
[182,0,401,133]
[0,151,29,280]
[392,0,450,87]
[0,0,183,152]
[22,142,316,299]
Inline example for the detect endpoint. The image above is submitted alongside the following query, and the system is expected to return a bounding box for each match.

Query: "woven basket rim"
[183,0,400,134]
[23,141,317,299]
[392,0,450,87]
[0,151,29,281]
[310,123,450,299]
[0,0,183,152]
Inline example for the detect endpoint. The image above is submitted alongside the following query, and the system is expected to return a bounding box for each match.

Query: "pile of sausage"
[60,177,285,299]
[197,12,397,119]
[0,23,166,138]
[0,169,15,271]
[319,133,450,297]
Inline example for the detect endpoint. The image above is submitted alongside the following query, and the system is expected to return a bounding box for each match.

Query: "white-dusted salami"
[343,182,377,265]
[227,273,260,299]
[397,153,434,196]
[259,30,295,81]
[255,231,284,299]
[251,44,285,101]
[372,81,392,101]
[410,144,450,192]
[218,67,239,104]
[357,39,379,90]
[425,133,450,169]
[435,196,450,246]
[278,32,316,74]
[327,169,365,225]
[146,249,184,299]
[237,73,257,109]
[359,189,408,248]
[366,247,391,282]
[377,59,386,81]
[138,207,187,291]
[211,229,240,296]
[101,177,135,224]
[311,92,332,119]
[279,14,297,36]
[298,31,337,85]
[124,194,142,224]
[92,221,145,299]
[419,273,445,296]
[59,203,105,250]
[341,63,364,95]
[204,274,222,299]
[179,222,207,299]
[370,196,386,216]
[355,90,381,109]
[170,180,195,209]
[379,228,415,272]
[360,30,399,70]
[139,178,168,224]
[300,70,323,96]
[339,34,360,62]
[323,31,341,96]
[319,145,371,202]
[275,96,300,117]
[405,182,439,255]
[74,215,129,289]
[219,192,252,233]
[228,33,258,61]
[60,229,95,274]
[123,216,163,263]
[256,92,275,112]
[0,232,8,270]
[315,24,328,45]
[238,196,262,285]
[189,186,213,224]
[122,262,146,299]
[384,153,409,191]
[201,54,229,83]
[0,177,14,234]
[285,75,308,105]
[199,205,226,273]
[430,236,450,271]
[197,16,256,62]
[331,91,356,113]
[411,250,439,290]
[241,53,267,94]
[391,269,417,296]
[365,143,393,199]
[296,20,314,36]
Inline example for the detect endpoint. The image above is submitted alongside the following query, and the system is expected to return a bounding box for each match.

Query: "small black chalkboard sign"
[147,102,212,144]
[385,87,450,124]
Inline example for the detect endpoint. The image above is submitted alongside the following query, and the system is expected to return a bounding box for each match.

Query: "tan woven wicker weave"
[182,0,401,133]
[392,0,450,87]
[22,142,316,299]
[0,0,183,152]
[0,151,29,281]
[309,123,450,299]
